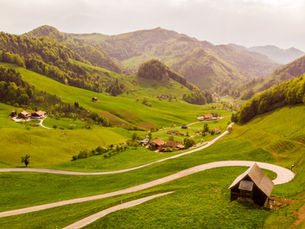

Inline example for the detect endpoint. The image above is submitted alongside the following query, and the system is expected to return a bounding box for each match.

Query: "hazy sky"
[0,0,304,50]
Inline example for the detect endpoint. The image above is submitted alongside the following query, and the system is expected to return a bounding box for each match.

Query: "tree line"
[236,74,305,123]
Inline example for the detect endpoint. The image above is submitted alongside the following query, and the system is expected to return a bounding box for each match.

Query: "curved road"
[0,160,295,218]
[0,123,234,176]
[63,192,173,229]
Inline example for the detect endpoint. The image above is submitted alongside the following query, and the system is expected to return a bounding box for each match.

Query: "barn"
[229,163,274,206]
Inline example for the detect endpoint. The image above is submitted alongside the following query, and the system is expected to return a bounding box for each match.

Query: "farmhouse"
[18,110,29,119]
[197,113,218,121]
[31,111,46,119]
[150,138,165,150]
[229,163,274,206]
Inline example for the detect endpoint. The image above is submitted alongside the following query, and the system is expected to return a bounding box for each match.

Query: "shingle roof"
[229,163,274,197]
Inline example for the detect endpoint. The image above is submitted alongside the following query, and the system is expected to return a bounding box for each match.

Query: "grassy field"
[0,62,224,129]
[0,167,276,229]
[0,103,130,166]
[1,84,305,227]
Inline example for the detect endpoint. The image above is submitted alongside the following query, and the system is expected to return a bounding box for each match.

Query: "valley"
[0,22,305,229]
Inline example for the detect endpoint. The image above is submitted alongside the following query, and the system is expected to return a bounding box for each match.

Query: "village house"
[229,163,274,206]
[18,110,29,119]
[197,113,217,121]
[139,138,149,147]
[150,138,165,150]
[31,111,47,119]
[160,140,185,152]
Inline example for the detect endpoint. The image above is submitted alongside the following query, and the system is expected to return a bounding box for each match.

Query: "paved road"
[0,160,294,218]
[63,192,173,229]
[0,123,234,175]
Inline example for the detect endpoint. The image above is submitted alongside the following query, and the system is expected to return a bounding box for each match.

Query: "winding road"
[0,122,296,228]
[0,160,295,218]
[0,123,233,175]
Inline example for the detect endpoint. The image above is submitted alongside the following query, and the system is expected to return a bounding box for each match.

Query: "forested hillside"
[236,73,305,123]
[25,25,121,73]
[0,33,128,94]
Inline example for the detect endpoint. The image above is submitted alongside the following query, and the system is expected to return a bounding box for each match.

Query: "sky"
[0,0,304,50]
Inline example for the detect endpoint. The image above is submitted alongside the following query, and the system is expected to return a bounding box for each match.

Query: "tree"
[184,138,195,149]
[132,133,138,141]
[203,123,209,133]
[21,154,30,167]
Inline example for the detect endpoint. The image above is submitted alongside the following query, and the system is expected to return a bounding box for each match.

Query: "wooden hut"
[229,163,274,206]
[92,97,98,102]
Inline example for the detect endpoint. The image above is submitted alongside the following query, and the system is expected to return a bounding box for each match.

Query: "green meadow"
[0,105,305,228]
[0,63,221,129]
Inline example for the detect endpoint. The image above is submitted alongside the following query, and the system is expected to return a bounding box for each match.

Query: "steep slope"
[24,25,121,73]
[249,45,305,64]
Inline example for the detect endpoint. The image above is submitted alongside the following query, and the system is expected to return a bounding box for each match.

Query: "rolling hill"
[25,26,280,92]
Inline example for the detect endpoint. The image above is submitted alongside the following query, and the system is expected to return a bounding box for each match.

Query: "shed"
[181,124,188,129]
[229,163,274,206]
[92,97,98,102]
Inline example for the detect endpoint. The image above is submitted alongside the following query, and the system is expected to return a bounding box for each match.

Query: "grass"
[0,167,275,229]
[0,103,129,166]
[0,62,227,129]
[1,100,305,227]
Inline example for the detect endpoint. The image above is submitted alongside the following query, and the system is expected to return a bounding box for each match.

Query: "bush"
[184,138,196,149]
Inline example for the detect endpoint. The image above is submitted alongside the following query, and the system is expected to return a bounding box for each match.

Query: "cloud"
[0,0,304,50]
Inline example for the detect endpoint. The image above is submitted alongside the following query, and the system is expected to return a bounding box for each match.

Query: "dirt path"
[0,123,234,175]
[39,118,52,129]
[0,160,294,218]
[63,192,173,229]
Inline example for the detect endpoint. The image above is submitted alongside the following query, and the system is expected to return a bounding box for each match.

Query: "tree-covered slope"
[236,72,305,123]
[24,25,121,73]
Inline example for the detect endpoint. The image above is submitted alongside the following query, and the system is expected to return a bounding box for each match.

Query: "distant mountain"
[93,27,279,90]
[249,45,305,64]
[24,26,281,93]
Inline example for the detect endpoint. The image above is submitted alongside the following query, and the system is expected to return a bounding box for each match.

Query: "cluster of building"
[140,138,185,152]
[10,110,47,120]
[197,113,220,121]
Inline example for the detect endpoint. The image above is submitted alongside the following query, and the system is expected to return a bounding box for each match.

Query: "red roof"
[152,138,165,146]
